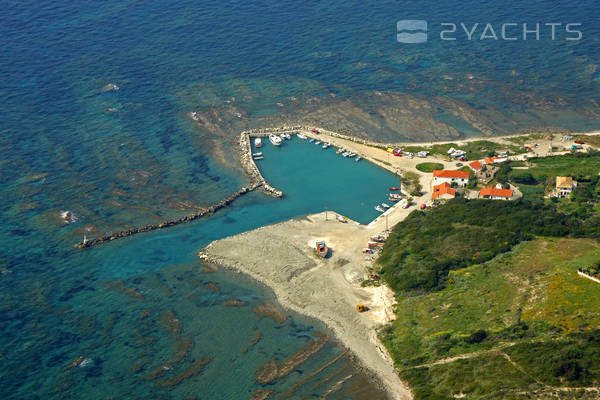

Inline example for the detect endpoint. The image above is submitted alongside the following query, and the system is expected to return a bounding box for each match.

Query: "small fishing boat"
[389,193,401,199]
[355,157,361,162]
[254,138,262,148]
[347,153,356,158]
[342,152,349,157]
[389,187,399,191]
[389,197,399,202]
[297,133,307,139]
[362,248,374,254]
[283,133,291,139]
[316,241,328,257]
[367,242,378,248]
[279,134,286,140]
[309,138,316,143]
[315,141,321,145]
[336,214,348,223]
[322,143,329,149]
[253,156,264,160]
[269,134,282,146]
[336,148,344,154]
[252,152,263,157]
[381,203,390,209]
[370,235,385,242]
[375,206,385,212]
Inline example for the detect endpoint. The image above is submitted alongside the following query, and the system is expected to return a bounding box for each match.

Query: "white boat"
[315,141,321,145]
[342,152,349,157]
[253,156,264,160]
[279,134,286,140]
[252,152,263,157]
[297,133,307,139]
[381,203,390,209]
[348,153,356,158]
[283,133,291,140]
[336,148,344,154]
[254,138,262,148]
[336,215,348,223]
[322,143,329,149]
[309,138,315,143]
[269,134,282,146]
[389,193,401,199]
[355,157,361,162]
[375,206,385,212]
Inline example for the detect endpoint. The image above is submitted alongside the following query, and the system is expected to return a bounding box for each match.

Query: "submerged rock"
[252,302,287,324]
[102,83,120,92]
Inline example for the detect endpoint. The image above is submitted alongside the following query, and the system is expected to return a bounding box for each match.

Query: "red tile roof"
[469,160,483,170]
[479,187,513,198]
[432,182,456,199]
[433,170,471,179]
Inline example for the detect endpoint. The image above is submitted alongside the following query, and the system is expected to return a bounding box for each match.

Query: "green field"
[382,238,600,399]
[415,162,444,173]
[501,152,600,204]
[378,195,600,399]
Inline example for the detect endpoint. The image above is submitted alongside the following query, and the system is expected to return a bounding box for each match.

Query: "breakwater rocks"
[238,133,283,198]
[75,184,261,249]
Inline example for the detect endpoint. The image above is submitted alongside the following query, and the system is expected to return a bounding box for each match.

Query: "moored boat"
[375,206,384,212]
[347,153,356,158]
[269,134,282,146]
[389,187,399,191]
[309,138,315,143]
[367,242,378,248]
[283,133,291,139]
[315,141,321,145]
[389,193,401,199]
[297,133,307,139]
[355,156,361,162]
[252,152,263,157]
[254,138,262,148]
[316,241,328,257]
[336,148,343,154]
[381,203,390,208]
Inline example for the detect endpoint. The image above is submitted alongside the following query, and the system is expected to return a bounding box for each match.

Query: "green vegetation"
[415,162,444,173]
[403,140,526,160]
[382,237,600,399]
[499,152,600,209]
[401,170,422,196]
[377,199,599,294]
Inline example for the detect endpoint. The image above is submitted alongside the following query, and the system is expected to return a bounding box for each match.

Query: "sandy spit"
[199,212,412,400]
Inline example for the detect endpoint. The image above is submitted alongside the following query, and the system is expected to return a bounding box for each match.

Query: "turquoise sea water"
[1,1,599,398]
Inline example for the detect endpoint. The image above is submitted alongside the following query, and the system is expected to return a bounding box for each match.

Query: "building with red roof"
[432,182,456,200]
[432,170,470,187]
[478,187,513,200]
[468,160,483,171]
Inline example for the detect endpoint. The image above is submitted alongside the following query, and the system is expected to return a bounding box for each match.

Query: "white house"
[432,170,470,187]
[554,176,577,198]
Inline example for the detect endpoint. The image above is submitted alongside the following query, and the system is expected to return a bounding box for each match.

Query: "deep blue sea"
[1,1,599,399]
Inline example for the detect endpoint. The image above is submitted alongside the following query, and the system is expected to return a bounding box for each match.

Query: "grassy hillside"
[377,197,600,399]
[382,238,600,399]
[377,199,598,294]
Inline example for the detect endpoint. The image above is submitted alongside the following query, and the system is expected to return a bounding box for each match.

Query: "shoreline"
[199,212,413,400]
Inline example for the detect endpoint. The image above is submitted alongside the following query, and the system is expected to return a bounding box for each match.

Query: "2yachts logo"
[397,21,582,43]
[396,20,428,43]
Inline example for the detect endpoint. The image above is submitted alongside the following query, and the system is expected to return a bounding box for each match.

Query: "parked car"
[420,204,427,210]
[456,162,463,167]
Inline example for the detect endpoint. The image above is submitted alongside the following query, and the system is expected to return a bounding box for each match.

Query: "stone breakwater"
[74,184,261,248]
[237,133,283,198]
[239,125,395,149]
